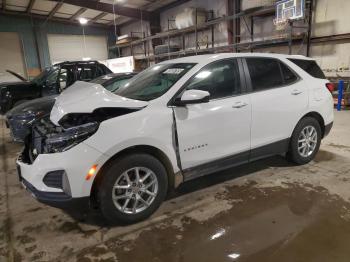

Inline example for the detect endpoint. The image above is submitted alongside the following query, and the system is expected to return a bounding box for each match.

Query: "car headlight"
[45,122,99,153]
[14,110,45,121]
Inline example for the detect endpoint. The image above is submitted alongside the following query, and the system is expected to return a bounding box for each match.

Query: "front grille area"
[43,170,64,189]
[30,117,63,161]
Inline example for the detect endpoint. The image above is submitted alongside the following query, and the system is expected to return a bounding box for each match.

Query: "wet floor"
[76,183,350,262]
[1,111,350,262]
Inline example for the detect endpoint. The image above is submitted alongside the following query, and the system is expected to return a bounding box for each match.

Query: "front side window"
[114,63,195,101]
[246,58,284,91]
[185,59,241,100]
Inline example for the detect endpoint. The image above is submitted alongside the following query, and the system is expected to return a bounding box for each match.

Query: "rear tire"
[287,117,322,165]
[98,154,168,224]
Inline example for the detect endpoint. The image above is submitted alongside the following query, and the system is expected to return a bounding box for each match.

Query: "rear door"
[243,57,309,159]
[174,58,251,175]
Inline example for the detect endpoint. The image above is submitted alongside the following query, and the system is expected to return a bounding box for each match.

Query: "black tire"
[98,154,168,224]
[287,117,322,165]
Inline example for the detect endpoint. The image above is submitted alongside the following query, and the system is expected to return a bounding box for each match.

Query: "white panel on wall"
[0,32,26,79]
[47,34,108,64]
[312,0,350,37]
[311,42,350,76]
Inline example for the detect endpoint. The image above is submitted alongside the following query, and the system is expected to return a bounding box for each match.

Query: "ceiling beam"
[117,0,192,28]
[69,7,87,21]
[26,0,35,13]
[48,1,63,19]
[155,0,192,13]
[90,11,108,22]
[0,9,110,28]
[47,0,151,20]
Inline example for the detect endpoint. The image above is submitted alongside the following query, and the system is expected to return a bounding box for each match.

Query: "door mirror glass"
[175,90,210,106]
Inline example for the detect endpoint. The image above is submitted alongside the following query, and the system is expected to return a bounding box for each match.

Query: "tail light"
[326,83,335,93]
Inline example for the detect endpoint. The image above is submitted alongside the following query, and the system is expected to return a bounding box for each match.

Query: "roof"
[0,0,185,27]
[161,53,315,66]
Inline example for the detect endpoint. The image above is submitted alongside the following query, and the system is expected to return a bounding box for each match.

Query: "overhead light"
[82,57,91,61]
[78,17,88,25]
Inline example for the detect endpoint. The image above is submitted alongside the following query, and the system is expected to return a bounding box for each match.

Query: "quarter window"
[246,58,284,91]
[280,62,298,84]
[185,59,241,100]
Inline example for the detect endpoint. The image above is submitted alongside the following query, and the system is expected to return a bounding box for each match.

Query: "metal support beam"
[0,9,110,28]
[90,12,108,23]
[149,12,162,54]
[69,7,87,21]
[156,0,192,13]
[47,0,151,20]
[227,0,234,48]
[48,2,63,19]
[26,0,35,13]
[306,0,314,56]
[233,0,241,52]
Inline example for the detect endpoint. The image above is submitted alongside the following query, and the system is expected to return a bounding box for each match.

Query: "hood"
[50,81,148,125]
[6,70,27,81]
[6,95,57,117]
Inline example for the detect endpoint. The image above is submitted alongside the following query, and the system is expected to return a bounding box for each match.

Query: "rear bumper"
[324,122,333,138]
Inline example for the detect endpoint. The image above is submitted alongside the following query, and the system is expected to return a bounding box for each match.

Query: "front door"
[174,59,251,177]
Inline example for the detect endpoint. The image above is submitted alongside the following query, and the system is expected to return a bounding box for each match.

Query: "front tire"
[98,154,168,224]
[287,117,322,165]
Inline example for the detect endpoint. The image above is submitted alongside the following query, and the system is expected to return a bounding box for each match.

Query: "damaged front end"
[25,107,141,163]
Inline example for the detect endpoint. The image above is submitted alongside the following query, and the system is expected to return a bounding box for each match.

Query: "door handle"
[291,89,303,95]
[232,101,248,108]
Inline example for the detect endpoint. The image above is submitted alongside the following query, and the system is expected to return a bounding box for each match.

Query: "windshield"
[114,63,196,101]
[90,74,136,92]
[32,67,59,84]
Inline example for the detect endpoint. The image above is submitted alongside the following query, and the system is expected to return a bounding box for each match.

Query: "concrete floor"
[1,110,350,262]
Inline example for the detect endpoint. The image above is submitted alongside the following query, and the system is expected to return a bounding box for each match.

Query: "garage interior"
[0,0,350,261]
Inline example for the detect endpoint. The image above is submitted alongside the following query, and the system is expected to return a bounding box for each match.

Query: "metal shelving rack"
[109,1,314,66]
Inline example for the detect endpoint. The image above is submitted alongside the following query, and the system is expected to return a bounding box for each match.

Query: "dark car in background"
[0,60,112,114]
[6,73,137,142]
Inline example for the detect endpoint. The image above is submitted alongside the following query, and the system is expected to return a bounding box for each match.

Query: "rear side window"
[288,59,326,79]
[246,58,283,91]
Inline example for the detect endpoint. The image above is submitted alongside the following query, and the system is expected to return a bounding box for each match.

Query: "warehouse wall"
[0,14,115,78]
[119,20,151,58]
[311,0,350,77]
[118,0,230,58]
[117,0,350,78]
[160,0,229,49]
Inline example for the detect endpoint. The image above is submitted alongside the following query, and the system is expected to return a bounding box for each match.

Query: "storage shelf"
[109,5,276,50]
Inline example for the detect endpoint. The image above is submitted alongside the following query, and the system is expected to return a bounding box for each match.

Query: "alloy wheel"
[112,167,159,214]
[297,125,317,157]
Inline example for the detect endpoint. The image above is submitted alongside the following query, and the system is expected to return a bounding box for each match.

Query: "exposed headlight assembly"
[45,122,99,153]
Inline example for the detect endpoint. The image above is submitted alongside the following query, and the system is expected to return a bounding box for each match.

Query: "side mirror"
[174,90,210,106]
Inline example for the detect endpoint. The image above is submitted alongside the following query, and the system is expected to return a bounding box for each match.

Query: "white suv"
[17,53,333,223]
